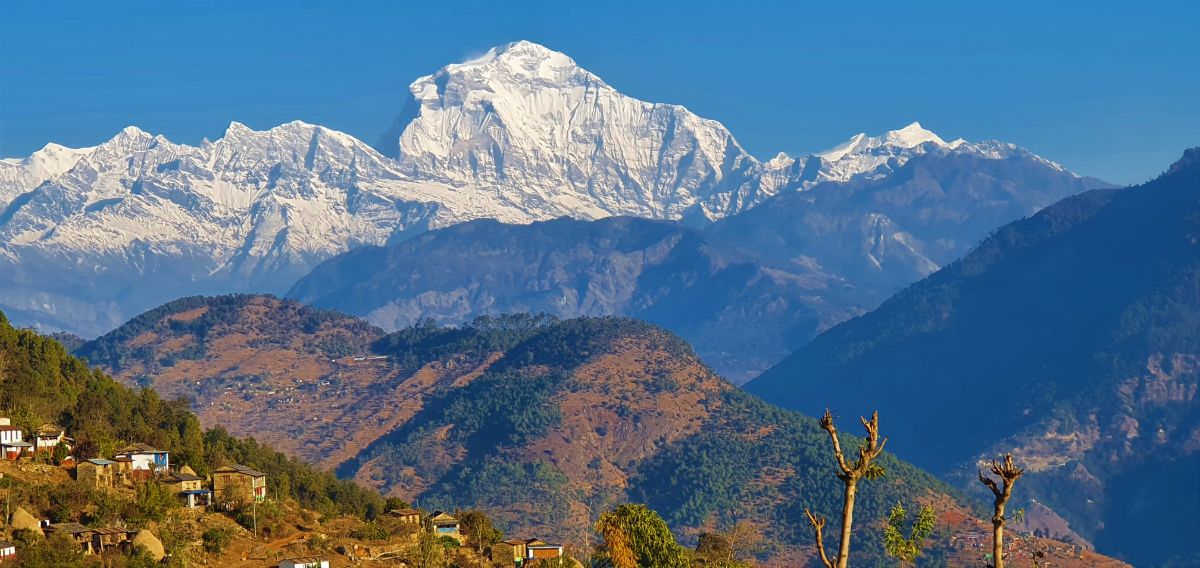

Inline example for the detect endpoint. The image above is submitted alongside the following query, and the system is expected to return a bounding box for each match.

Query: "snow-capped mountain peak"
[0,41,1099,338]
[818,121,954,161]
[381,40,771,221]
[438,40,597,87]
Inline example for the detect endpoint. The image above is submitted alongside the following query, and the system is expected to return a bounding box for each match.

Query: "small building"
[430,511,461,541]
[526,543,565,561]
[113,443,170,480]
[277,557,330,568]
[387,508,422,525]
[90,527,135,554]
[77,458,117,488]
[0,540,15,562]
[0,426,28,460]
[213,464,267,505]
[492,539,530,567]
[44,522,96,554]
[33,425,68,455]
[162,467,211,508]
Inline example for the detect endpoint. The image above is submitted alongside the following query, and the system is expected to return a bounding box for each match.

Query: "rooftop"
[215,464,267,477]
[166,472,203,482]
[47,522,92,535]
[84,458,116,465]
[117,442,164,454]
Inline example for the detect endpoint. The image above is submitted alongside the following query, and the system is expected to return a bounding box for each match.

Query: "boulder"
[9,507,41,532]
[132,529,165,560]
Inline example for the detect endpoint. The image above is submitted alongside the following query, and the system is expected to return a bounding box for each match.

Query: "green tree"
[13,532,89,568]
[883,503,936,564]
[594,504,690,568]
[202,528,231,554]
[135,481,177,522]
[457,509,503,553]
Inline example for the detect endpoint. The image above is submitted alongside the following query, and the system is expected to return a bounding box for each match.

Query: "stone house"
[161,465,212,508]
[77,458,117,488]
[387,507,422,525]
[213,464,267,505]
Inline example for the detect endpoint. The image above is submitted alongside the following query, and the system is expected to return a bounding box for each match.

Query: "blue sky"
[1,1,1196,184]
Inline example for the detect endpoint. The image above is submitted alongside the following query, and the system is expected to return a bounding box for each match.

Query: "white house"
[34,424,68,454]
[113,443,170,479]
[0,540,15,561]
[0,425,29,460]
[0,425,21,445]
[277,557,329,568]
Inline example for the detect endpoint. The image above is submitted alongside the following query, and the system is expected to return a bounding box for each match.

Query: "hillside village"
[0,407,1133,568]
[0,416,574,567]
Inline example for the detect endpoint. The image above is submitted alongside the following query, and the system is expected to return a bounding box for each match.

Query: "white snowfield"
[0,40,1079,335]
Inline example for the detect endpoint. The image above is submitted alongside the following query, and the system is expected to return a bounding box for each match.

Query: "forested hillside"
[79,295,974,563]
[0,309,386,519]
[747,149,1200,566]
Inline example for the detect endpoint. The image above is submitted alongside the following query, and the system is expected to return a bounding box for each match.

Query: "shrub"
[202,528,230,554]
[351,521,391,541]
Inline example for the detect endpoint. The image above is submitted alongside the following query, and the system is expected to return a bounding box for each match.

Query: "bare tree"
[804,409,887,568]
[978,454,1025,568]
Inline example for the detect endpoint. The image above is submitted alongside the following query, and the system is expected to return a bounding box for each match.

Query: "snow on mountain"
[0,40,1098,337]
[0,121,470,335]
[378,40,781,221]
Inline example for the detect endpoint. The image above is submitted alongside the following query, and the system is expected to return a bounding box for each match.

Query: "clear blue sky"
[1,0,1196,184]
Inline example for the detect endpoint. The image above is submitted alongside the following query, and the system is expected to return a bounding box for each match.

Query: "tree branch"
[805,508,835,568]
[820,409,852,476]
[978,470,1002,498]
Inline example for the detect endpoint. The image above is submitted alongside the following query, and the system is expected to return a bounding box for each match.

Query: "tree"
[695,522,760,567]
[978,454,1025,568]
[135,481,177,522]
[13,532,86,568]
[883,503,936,565]
[407,528,447,568]
[202,528,231,554]
[804,409,886,568]
[695,532,733,566]
[594,504,689,568]
[51,442,69,465]
[457,509,503,553]
[72,439,99,460]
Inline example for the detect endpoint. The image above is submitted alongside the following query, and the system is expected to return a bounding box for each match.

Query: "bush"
[351,521,391,541]
[202,528,230,554]
[135,481,178,522]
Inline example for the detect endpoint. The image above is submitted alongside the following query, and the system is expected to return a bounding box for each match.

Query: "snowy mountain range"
[0,40,1103,337]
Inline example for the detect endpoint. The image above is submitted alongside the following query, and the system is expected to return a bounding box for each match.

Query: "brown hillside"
[78,295,1131,566]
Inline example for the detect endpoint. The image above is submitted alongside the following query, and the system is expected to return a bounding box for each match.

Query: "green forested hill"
[77,295,975,564]
[0,309,386,519]
[340,316,969,562]
[747,149,1200,566]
